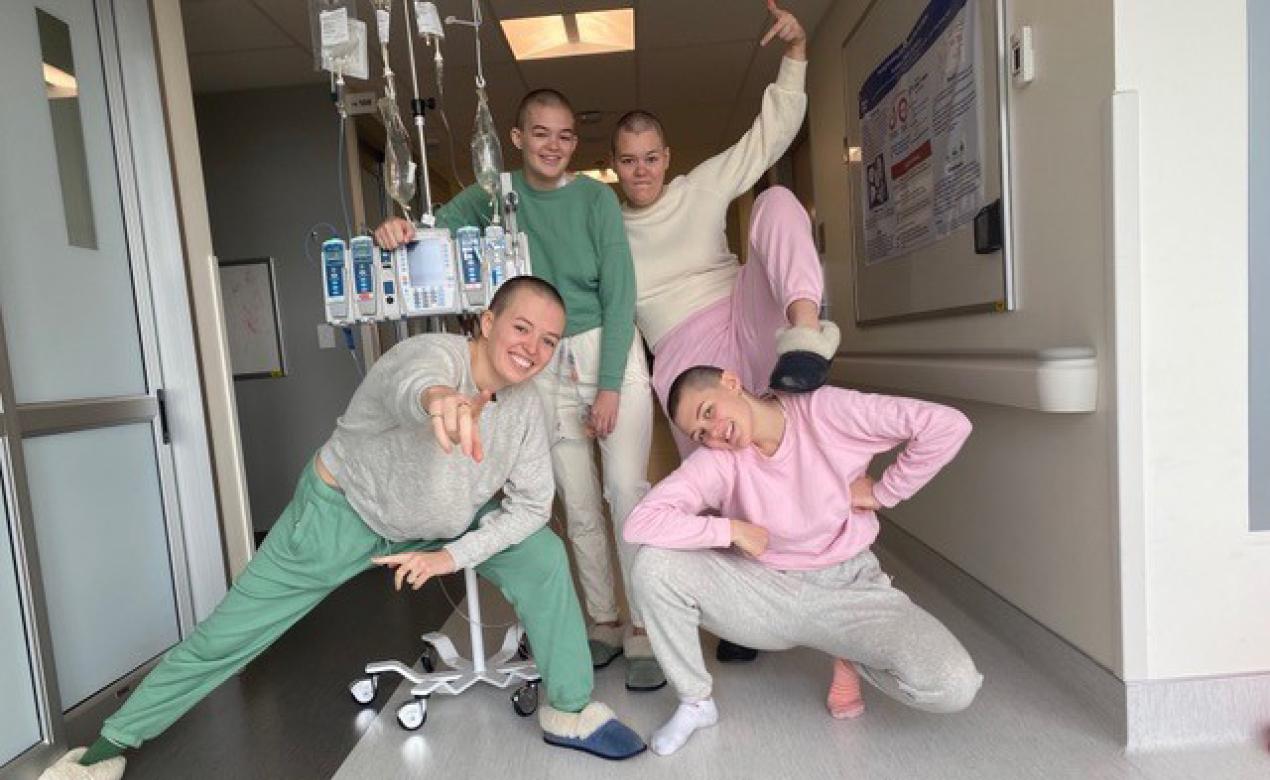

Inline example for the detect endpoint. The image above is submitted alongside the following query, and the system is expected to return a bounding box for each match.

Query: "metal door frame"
[1,0,224,774]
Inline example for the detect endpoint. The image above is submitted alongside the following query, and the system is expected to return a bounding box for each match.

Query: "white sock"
[650,698,718,756]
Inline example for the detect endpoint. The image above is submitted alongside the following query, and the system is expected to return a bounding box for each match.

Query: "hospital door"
[0,0,213,775]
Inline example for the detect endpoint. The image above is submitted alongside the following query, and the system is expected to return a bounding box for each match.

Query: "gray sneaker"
[588,624,625,669]
[589,639,622,669]
[625,657,666,691]
[623,634,666,691]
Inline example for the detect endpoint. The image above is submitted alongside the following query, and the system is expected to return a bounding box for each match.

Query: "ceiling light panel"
[501,8,633,61]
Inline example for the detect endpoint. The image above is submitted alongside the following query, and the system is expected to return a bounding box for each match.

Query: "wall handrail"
[832,347,1098,413]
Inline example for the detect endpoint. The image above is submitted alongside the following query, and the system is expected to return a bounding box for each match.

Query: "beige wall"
[1117,0,1270,680]
[195,85,367,531]
[807,0,1122,670]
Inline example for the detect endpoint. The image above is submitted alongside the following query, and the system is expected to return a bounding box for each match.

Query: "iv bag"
[380,96,417,214]
[309,0,360,74]
[471,87,503,199]
[414,1,444,37]
[370,0,392,46]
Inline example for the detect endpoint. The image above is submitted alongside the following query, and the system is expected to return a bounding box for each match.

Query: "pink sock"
[827,658,865,719]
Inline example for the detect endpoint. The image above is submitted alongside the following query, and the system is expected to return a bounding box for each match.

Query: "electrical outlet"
[317,323,337,350]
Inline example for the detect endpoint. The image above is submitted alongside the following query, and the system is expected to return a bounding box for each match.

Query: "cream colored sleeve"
[685,56,808,199]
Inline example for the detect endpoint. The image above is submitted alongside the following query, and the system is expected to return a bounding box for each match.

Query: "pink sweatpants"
[650,186,824,455]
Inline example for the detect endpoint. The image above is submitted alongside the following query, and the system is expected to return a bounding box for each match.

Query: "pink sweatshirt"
[624,388,972,570]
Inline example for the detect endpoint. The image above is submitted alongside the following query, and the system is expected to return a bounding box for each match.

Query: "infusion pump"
[322,225,532,326]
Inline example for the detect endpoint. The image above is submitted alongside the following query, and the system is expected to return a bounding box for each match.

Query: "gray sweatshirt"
[319,334,553,569]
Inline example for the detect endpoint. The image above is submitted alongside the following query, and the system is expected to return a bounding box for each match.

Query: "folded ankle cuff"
[775,321,840,360]
[538,701,616,739]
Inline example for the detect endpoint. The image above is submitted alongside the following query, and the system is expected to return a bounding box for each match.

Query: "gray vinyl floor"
[331,551,1270,780]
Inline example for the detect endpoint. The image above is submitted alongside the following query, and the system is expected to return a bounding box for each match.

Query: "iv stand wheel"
[510,680,539,717]
[397,695,429,731]
[348,674,379,706]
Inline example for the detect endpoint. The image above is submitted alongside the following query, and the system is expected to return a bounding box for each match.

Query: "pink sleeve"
[818,389,972,508]
[623,452,734,550]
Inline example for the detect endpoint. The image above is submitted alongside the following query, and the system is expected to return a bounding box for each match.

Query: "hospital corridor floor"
[113,542,1270,780]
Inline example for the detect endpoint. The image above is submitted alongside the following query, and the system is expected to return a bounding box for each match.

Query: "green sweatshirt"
[437,171,637,390]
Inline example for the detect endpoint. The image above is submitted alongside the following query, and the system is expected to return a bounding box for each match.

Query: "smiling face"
[672,373,755,451]
[511,102,578,188]
[613,127,670,208]
[478,289,565,387]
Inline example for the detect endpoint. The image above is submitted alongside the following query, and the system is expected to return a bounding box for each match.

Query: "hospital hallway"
[115,517,1268,780]
[3,0,1270,778]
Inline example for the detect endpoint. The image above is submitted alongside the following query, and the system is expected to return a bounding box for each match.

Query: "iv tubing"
[404,0,435,221]
[445,0,487,89]
[334,75,352,238]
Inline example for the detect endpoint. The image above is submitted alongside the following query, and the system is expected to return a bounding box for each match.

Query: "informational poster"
[858,0,984,265]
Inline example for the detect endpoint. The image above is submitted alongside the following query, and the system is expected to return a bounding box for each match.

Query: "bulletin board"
[218,257,287,379]
[842,0,1014,324]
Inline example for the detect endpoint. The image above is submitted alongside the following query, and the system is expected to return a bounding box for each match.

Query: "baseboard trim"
[876,517,1270,752]
[1125,673,1270,752]
[875,517,1128,743]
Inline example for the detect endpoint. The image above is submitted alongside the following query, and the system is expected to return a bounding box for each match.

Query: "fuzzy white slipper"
[775,320,840,360]
[38,749,125,780]
[539,701,618,739]
[540,701,647,759]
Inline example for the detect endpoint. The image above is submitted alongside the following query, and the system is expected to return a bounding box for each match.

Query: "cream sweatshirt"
[621,57,808,348]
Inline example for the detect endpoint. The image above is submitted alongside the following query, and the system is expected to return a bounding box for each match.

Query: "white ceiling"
[181,0,833,180]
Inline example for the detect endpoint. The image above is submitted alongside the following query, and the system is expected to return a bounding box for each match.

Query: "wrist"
[422,385,456,408]
[786,41,807,61]
[872,480,900,509]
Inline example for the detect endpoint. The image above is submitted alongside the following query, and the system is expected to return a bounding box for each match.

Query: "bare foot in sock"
[827,658,865,720]
[651,698,718,756]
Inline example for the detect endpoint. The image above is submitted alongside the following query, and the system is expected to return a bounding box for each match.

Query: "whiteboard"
[842,0,1014,324]
[218,258,287,379]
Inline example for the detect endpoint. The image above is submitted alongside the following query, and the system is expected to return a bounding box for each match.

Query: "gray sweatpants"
[631,546,983,712]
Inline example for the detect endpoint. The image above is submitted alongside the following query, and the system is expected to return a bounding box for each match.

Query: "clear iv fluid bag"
[379,96,417,212]
[471,87,503,198]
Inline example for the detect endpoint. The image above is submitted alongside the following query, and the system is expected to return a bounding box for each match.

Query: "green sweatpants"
[101,463,592,748]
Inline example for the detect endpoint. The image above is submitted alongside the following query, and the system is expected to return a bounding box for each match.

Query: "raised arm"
[820,388,972,508]
[686,2,808,199]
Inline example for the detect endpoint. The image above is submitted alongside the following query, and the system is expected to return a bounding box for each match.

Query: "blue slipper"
[770,322,840,393]
[769,351,830,392]
[540,703,647,760]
